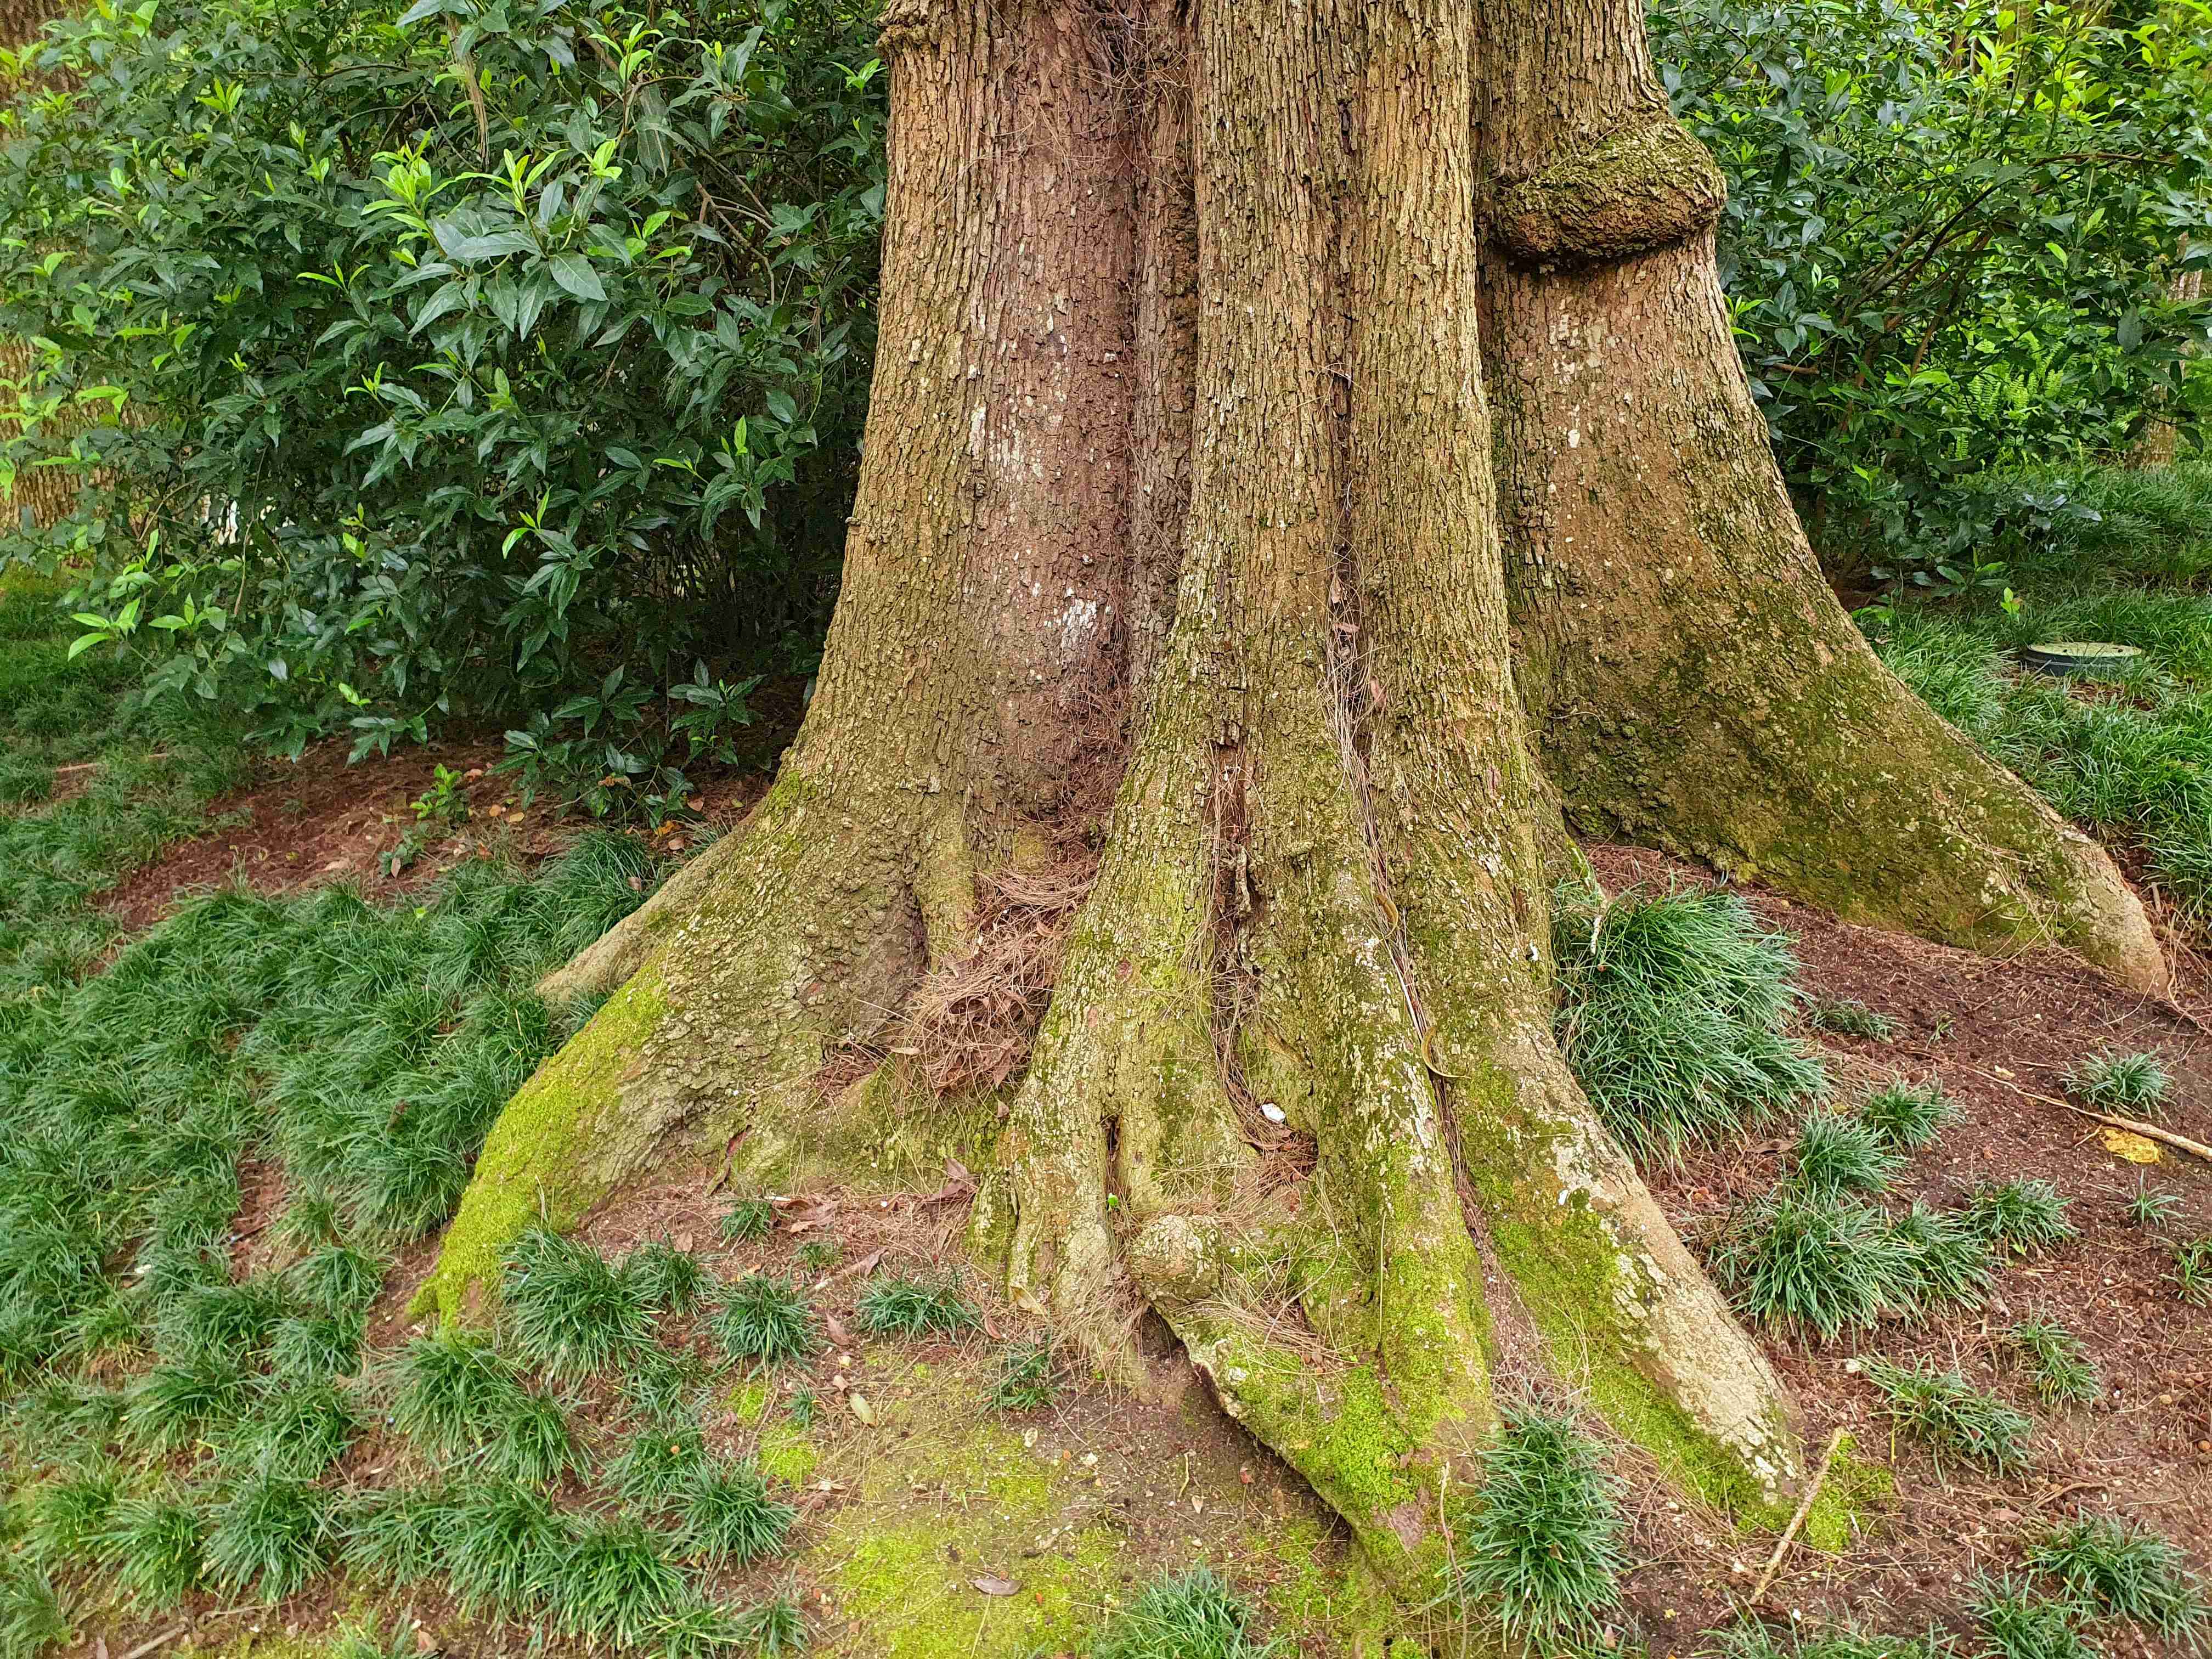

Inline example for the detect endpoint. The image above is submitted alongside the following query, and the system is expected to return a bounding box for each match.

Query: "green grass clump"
[2007,1320,2101,1407]
[853,1270,980,1339]
[0,1561,70,1659]
[795,1238,840,1272]
[2124,1183,2179,1227]
[1970,1577,2101,1659]
[1792,1110,1904,1197]
[990,1341,1056,1411]
[1448,1407,1626,1649]
[622,1238,712,1314]
[229,1376,360,1476]
[2064,1051,2171,1116]
[1862,1357,2035,1474]
[672,1455,798,1567]
[270,1309,365,1382]
[1859,1079,1958,1149]
[714,1273,817,1365]
[2025,1514,2209,1641]
[721,1199,776,1242]
[1710,1191,1900,1339]
[611,1418,710,1505]
[125,1352,254,1452]
[386,1328,576,1479]
[289,1242,382,1314]
[22,1468,122,1566]
[444,1478,571,1617]
[2170,1237,2212,1306]
[539,1516,688,1647]
[1553,885,1825,1163]
[1884,1202,1997,1312]
[99,1493,206,1609]
[336,1485,450,1587]
[1093,1566,1281,1659]
[727,1589,810,1656]
[204,1474,334,1600]
[1960,1180,2077,1256]
[501,1226,652,1380]
[1803,997,1898,1040]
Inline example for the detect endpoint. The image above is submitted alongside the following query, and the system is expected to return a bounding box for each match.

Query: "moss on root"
[411,970,671,1323]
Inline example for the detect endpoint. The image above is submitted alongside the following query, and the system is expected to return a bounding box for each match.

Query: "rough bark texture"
[424,0,2168,1593]
[1475,0,2164,992]
[1,0,76,538]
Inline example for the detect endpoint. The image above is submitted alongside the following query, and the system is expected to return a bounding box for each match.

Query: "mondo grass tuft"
[1553,884,1826,1164]
[229,1376,360,1477]
[337,1484,451,1586]
[611,1417,711,1506]
[537,1515,688,1648]
[387,1328,578,1479]
[204,1474,335,1601]
[623,1237,713,1314]
[1803,996,1898,1040]
[990,1341,1057,1411]
[444,1478,573,1617]
[853,1269,981,1339]
[1449,1406,1626,1649]
[729,1589,810,1656]
[2007,1320,2101,1407]
[1861,1357,2035,1474]
[1792,1110,1904,1197]
[721,1199,776,1243]
[714,1273,818,1365]
[1709,1191,1900,1339]
[1970,1577,2101,1659]
[1859,1078,1958,1150]
[1094,1566,1281,1659]
[2124,1183,2179,1228]
[288,1243,382,1315]
[1884,1202,1997,1312]
[501,1227,653,1380]
[672,1455,798,1568]
[0,1562,70,1659]
[2025,1514,2209,1641]
[1960,1180,2077,1256]
[2171,1237,2212,1306]
[2064,1051,2171,1117]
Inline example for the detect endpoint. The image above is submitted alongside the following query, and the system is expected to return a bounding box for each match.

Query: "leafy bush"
[1553,885,1826,1163]
[1,0,882,799]
[1653,0,2212,584]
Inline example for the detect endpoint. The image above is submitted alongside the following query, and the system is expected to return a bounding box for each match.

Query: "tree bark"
[421,0,2165,1588]
[1474,0,2164,992]
[1,0,77,539]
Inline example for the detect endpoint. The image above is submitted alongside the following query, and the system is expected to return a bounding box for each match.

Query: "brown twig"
[1963,1065,2212,1164]
[120,1628,188,1659]
[1750,1426,1847,1604]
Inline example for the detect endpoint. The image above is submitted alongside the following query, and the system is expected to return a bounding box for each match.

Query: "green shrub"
[2025,1515,2209,1641]
[1448,1407,1626,1648]
[1862,1358,2035,1474]
[1553,885,1825,1163]
[1094,1566,1281,1659]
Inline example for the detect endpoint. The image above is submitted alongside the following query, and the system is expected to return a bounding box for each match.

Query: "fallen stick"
[121,1627,187,1659]
[1750,1426,1846,1605]
[1963,1065,2212,1164]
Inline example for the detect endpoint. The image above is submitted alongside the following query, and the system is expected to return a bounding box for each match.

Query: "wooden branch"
[1962,1065,2212,1165]
[1751,1426,1847,1604]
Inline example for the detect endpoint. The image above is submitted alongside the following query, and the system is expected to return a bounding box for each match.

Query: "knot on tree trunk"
[1493,114,1727,267]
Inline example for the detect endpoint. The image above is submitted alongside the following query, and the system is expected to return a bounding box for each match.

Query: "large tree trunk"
[1472,0,2163,991]
[419,0,2161,1584]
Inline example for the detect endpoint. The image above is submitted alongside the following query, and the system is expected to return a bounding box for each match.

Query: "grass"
[670,1455,798,1567]
[0,1560,69,1659]
[2063,1051,2171,1116]
[100,1492,205,1607]
[2171,1237,2212,1306]
[1093,1566,1282,1659]
[1960,1180,2077,1256]
[2024,1514,2209,1641]
[229,1375,360,1476]
[1859,1078,1958,1149]
[1710,1190,1901,1339]
[204,1473,335,1600]
[1884,1202,1997,1312]
[611,1418,712,1505]
[2007,1319,2101,1407]
[1861,1357,2035,1473]
[1553,884,1826,1163]
[623,1237,712,1314]
[853,1269,981,1339]
[1970,1577,2102,1659]
[990,1340,1057,1410]
[1792,1109,1904,1196]
[444,1478,571,1616]
[387,1328,580,1481]
[538,1515,688,1647]
[2124,1182,2180,1227]
[501,1226,653,1380]
[22,1466,121,1565]
[1448,1406,1626,1649]
[1803,996,1898,1040]
[714,1273,818,1365]
[721,1198,776,1242]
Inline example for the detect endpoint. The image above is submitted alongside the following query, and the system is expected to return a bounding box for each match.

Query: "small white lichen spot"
[1055,598,1099,656]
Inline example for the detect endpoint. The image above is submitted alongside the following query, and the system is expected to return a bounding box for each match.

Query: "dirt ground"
[43,757,2212,1659]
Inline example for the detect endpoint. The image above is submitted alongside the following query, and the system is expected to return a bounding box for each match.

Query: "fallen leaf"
[919,1159,977,1208]
[848,1392,875,1424]
[824,1312,853,1346]
[971,1575,1020,1598]
[2100,1126,2161,1164]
